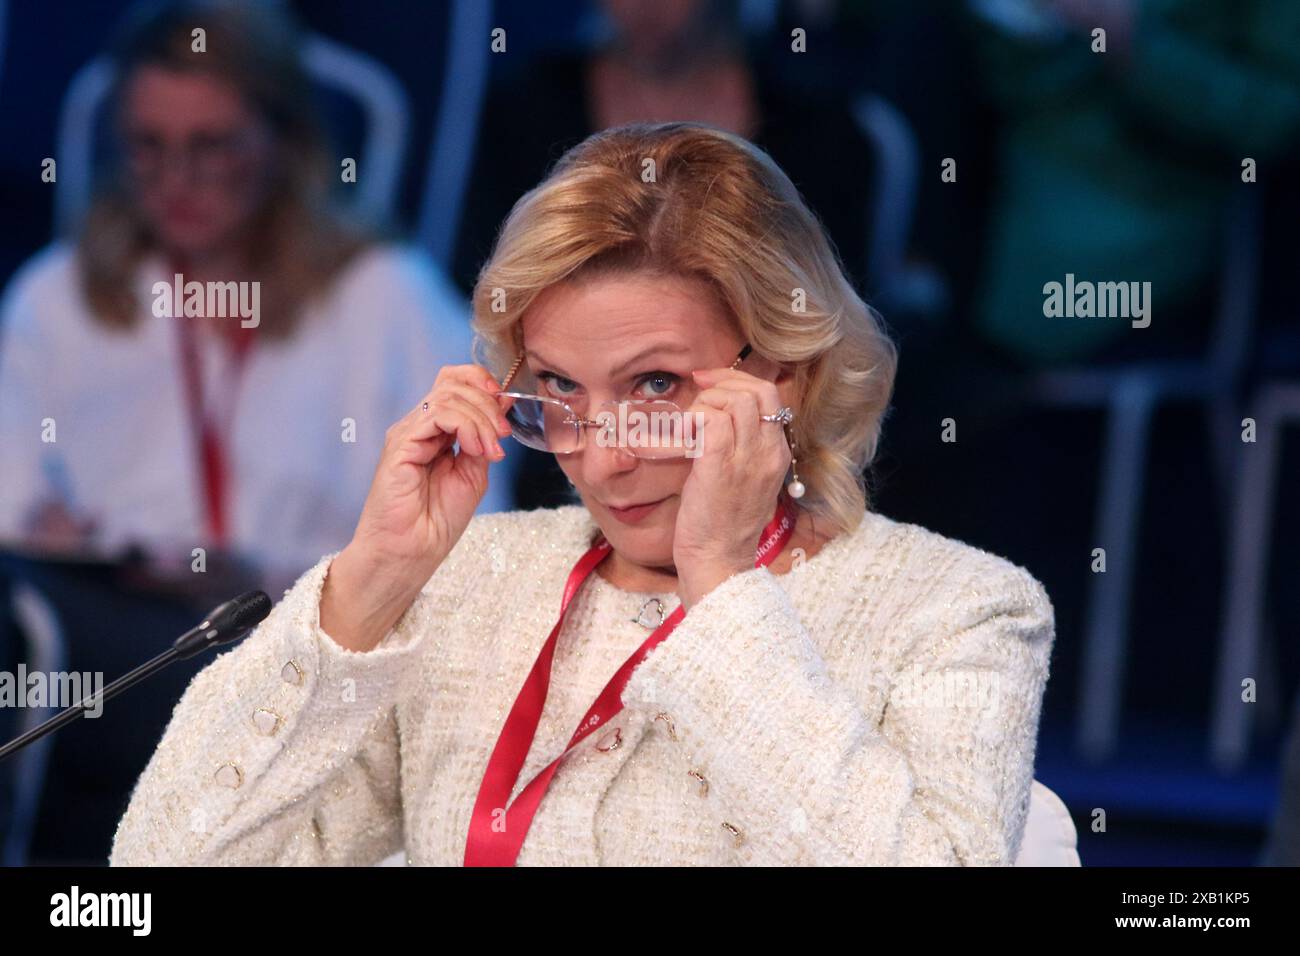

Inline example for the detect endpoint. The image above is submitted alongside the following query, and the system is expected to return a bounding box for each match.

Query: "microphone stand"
[0,590,271,762]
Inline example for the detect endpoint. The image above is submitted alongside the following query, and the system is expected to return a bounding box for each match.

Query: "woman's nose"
[580,431,638,484]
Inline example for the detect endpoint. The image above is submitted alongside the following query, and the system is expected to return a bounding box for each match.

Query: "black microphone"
[172,590,274,658]
[0,590,272,762]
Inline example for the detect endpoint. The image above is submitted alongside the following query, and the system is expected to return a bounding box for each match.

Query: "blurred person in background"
[887,0,1300,455]
[967,0,1300,369]
[0,0,510,601]
[452,0,877,512]
[0,0,509,864]
[877,0,1300,771]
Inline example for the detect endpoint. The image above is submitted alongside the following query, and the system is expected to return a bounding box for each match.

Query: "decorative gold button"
[214,763,244,789]
[595,727,622,752]
[252,708,282,736]
[721,822,744,847]
[688,768,709,797]
[281,660,303,685]
[653,712,678,741]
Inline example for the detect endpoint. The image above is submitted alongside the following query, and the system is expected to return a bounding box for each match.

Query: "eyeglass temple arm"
[499,354,525,389]
[497,344,752,390]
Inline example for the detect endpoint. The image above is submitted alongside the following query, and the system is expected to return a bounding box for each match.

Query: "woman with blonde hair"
[111,121,1055,866]
[0,0,501,591]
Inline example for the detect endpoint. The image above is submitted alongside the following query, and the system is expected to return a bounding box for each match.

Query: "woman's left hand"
[673,366,792,610]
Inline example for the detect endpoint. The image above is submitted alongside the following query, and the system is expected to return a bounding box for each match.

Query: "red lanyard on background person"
[174,310,257,546]
[463,494,799,867]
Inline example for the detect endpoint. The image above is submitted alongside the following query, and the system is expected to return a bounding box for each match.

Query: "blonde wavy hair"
[470,122,897,537]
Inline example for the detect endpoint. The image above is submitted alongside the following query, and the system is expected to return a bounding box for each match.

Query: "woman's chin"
[598,499,679,568]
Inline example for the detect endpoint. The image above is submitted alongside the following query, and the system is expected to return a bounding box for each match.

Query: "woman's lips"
[607,496,668,524]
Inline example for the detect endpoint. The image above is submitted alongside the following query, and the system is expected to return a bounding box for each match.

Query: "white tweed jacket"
[109,504,1056,866]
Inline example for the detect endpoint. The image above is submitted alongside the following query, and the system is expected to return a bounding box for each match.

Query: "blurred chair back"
[1213,377,1300,770]
[415,0,494,267]
[0,556,216,864]
[851,92,948,318]
[1023,191,1260,763]
[1,581,67,865]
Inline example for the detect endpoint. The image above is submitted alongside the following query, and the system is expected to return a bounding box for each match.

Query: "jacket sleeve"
[109,553,441,866]
[618,559,1056,865]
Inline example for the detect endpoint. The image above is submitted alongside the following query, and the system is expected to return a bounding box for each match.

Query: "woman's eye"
[538,372,578,397]
[635,372,679,398]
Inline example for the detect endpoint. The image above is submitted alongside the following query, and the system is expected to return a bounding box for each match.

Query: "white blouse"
[0,242,516,584]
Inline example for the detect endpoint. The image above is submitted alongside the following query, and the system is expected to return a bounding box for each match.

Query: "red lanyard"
[463,495,799,866]
[175,317,256,545]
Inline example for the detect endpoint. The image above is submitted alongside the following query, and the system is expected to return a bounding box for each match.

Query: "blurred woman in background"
[0,0,509,864]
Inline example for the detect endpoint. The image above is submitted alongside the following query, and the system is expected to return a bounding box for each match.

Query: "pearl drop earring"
[786,428,805,499]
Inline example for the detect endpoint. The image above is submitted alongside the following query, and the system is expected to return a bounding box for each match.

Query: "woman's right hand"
[319,364,514,651]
